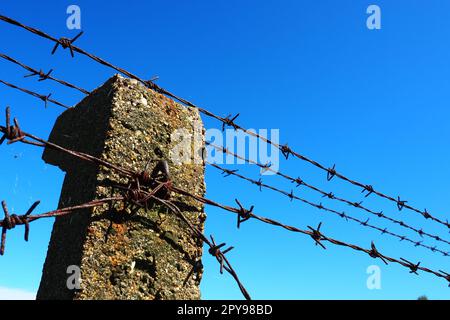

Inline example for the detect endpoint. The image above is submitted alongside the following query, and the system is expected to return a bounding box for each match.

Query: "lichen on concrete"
[37,74,206,300]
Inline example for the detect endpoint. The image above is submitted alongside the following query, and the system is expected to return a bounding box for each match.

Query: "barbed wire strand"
[0,53,90,95]
[168,185,450,287]
[0,197,122,255]
[0,79,71,109]
[206,142,450,247]
[1,106,448,290]
[0,107,251,299]
[207,161,449,256]
[153,196,251,300]
[0,14,446,230]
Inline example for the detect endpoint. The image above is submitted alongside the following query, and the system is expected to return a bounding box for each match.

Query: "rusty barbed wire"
[153,196,251,300]
[168,185,450,287]
[206,142,450,248]
[1,106,448,292]
[0,12,448,291]
[0,197,122,255]
[207,161,449,257]
[0,190,252,298]
[0,79,71,109]
[0,15,160,91]
[0,106,251,299]
[0,53,90,95]
[1,13,446,232]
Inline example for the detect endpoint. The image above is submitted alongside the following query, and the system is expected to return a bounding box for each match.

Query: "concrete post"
[36,75,206,300]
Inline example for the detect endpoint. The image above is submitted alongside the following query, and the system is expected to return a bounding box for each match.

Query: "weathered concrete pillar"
[36,74,206,300]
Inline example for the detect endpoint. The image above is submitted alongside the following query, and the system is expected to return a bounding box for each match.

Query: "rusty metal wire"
[1,107,448,293]
[152,196,251,300]
[0,197,121,255]
[0,53,90,95]
[0,107,251,300]
[208,161,450,257]
[168,185,450,287]
[0,15,159,90]
[0,12,448,292]
[0,79,71,109]
[1,13,445,232]
[206,142,450,248]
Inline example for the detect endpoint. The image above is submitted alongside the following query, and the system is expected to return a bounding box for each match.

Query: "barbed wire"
[168,185,450,287]
[0,197,121,255]
[0,53,90,95]
[206,141,450,248]
[1,14,449,295]
[0,189,251,299]
[0,13,447,232]
[0,106,251,299]
[1,106,449,293]
[0,79,71,109]
[153,196,251,300]
[207,161,449,257]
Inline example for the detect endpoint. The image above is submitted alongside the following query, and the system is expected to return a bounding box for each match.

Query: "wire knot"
[339,212,349,222]
[24,69,53,81]
[422,209,431,220]
[1,200,40,255]
[369,242,388,265]
[351,201,363,208]
[361,218,370,226]
[222,113,240,131]
[288,190,295,201]
[307,222,326,249]
[326,164,336,181]
[221,168,238,178]
[323,192,335,199]
[254,178,263,191]
[400,258,420,275]
[38,93,53,108]
[292,177,303,187]
[260,162,272,174]
[362,185,374,197]
[51,31,83,57]
[208,235,234,274]
[235,199,254,229]
[280,144,292,160]
[0,107,25,145]
[144,78,162,92]
[396,196,407,211]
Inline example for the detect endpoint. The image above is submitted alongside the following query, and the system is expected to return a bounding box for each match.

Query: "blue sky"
[0,0,449,299]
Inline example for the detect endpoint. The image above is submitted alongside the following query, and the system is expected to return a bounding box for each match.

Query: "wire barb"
[235,199,254,229]
[400,258,421,275]
[208,235,234,274]
[368,242,388,265]
[1,200,40,255]
[326,164,337,181]
[206,143,450,251]
[51,31,84,57]
[1,13,448,232]
[221,113,240,131]
[280,144,292,160]
[307,222,326,249]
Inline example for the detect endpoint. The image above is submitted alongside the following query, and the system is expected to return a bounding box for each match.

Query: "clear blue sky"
[0,0,449,299]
